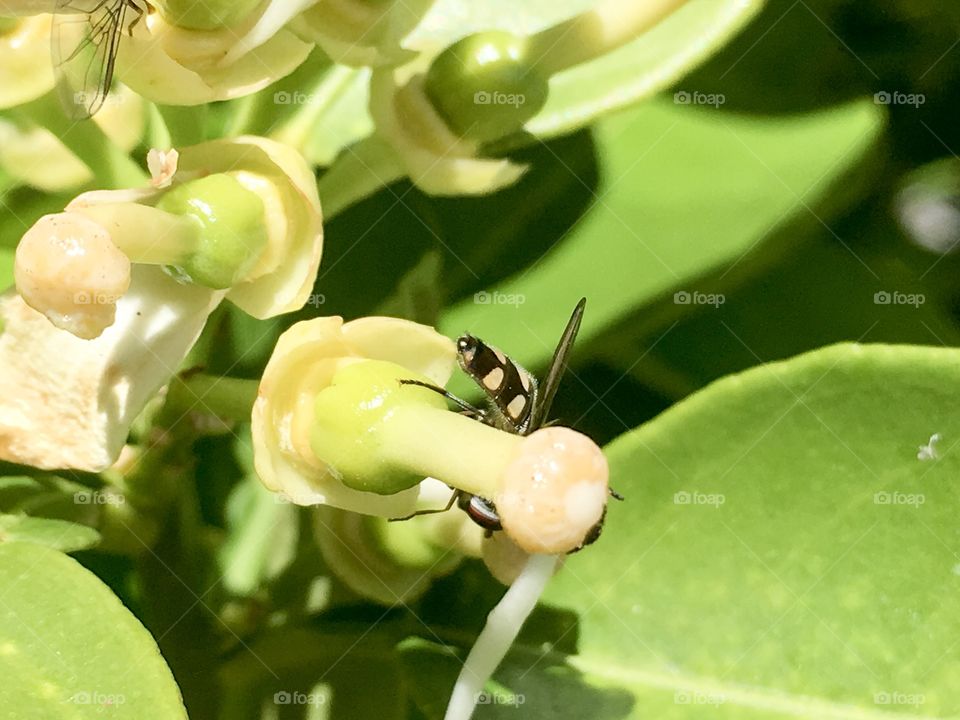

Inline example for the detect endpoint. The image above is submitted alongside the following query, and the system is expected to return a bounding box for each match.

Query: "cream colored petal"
[0,266,223,471]
[253,315,457,516]
[0,15,54,109]
[369,69,527,195]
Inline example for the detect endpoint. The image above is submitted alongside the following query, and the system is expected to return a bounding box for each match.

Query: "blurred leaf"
[219,624,409,720]
[439,98,884,377]
[0,474,97,522]
[315,130,597,322]
[218,474,299,597]
[0,513,99,552]
[0,542,186,719]
[680,0,868,114]
[375,250,445,324]
[616,199,960,394]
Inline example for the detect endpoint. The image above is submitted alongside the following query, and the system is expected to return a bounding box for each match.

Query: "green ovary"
[156,173,268,290]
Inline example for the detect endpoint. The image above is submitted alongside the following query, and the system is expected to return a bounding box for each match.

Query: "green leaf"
[439,98,884,375]
[0,513,99,552]
[0,542,186,719]
[402,343,960,717]
[542,343,960,717]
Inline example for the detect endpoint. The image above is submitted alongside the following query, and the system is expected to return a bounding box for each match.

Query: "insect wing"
[51,0,126,119]
[530,297,586,430]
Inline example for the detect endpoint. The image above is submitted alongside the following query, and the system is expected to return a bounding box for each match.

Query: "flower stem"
[12,92,147,189]
[157,103,209,147]
[160,373,260,427]
[528,0,691,77]
[378,404,521,499]
[443,553,560,720]
[317,135,405,219]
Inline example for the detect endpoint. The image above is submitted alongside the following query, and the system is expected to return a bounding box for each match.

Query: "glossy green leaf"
[0,542,186,719]
[439,98,884,374]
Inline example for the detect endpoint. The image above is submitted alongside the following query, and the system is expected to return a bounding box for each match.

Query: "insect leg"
[398,379,486,419]
[609,488,625,501]
[388,489,460,522]
[127,0,145,35]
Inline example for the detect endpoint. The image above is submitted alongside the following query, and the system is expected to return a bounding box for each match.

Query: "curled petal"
[175,136,324,317]
[117,12,312,105]
[252,315,457,516]
[368,68,527,196]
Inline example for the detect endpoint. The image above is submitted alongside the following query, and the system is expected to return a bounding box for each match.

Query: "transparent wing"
[51,0,128,119]
[530,297,586,431]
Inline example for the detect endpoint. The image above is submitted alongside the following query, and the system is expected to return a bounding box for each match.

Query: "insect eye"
[456,336,473,352]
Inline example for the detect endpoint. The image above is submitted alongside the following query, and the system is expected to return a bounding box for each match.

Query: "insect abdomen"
[457,335,537,433]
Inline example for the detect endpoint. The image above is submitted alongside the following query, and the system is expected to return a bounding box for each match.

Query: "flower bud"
[424,31,549,143]
[155,173,268,289]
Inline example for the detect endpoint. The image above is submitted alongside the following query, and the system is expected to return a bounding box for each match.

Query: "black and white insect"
[51,0,147,119]
[395,297,622,548]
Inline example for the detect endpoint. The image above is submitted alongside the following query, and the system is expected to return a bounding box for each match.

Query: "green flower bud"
[310,359,448,495]
[156,173,268,289]
[425,31,549,143]
[312,503,466,605]
[154,0,263,30]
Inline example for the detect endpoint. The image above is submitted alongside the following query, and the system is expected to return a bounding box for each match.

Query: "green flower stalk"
[253,315,611,556]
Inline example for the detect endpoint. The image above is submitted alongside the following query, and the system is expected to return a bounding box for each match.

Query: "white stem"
[443,553,560,720]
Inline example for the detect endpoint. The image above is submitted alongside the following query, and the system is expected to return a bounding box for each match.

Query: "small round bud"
[424,31,549,143]
[15,212,131,339]
[497,427,609,555]
[310,359,450,495]
[156,173,268,289]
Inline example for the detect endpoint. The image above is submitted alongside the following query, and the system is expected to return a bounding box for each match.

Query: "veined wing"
[529,297,586,431]
[51,0,131,119]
